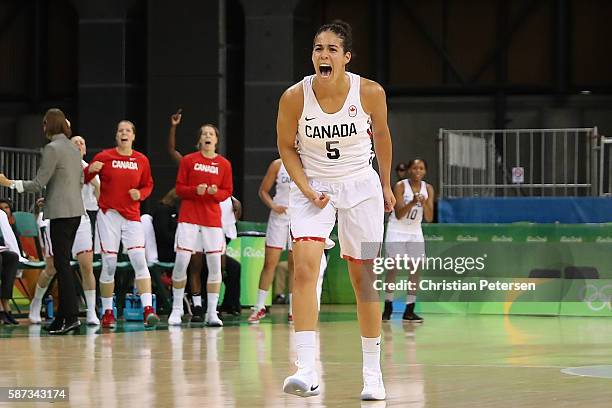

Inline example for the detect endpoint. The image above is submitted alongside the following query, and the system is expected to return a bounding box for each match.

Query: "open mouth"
[121,137,128,142]
[204,140,212,145]
[319,64,332,78]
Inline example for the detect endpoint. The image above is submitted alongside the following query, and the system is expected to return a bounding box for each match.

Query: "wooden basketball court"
[1,307,611,406]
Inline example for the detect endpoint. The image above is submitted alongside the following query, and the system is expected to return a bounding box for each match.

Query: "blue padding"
[439,197,612,223]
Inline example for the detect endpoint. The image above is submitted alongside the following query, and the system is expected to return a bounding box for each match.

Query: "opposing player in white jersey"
[248,159,329,324]
[382,158,434,322]
[29,136,100,326]
[277,21,395,401]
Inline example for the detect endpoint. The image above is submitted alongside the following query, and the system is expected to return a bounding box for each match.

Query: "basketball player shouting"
[277,20,394,401]
[86,120,159,328]
[169,124,233,327]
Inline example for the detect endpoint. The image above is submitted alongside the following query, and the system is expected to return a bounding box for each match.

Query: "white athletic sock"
[192,295,202,307]
[384,292,394,302]
[289,293,293,314]
[141,293,152,308]
[173,287,185,310]
[33,284,46,301]
[85,290,97,313]
[362,336,382,373]
[102,297,113,312]
[295,331,316,371]
[256,289,267,310]
[406,295,416,304]
[207,293,219,316]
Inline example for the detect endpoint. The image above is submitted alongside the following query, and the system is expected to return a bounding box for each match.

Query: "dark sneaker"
[402,303,423,323]
[273,294,287,304]
[382,300,393,321]
[191,305,204,323]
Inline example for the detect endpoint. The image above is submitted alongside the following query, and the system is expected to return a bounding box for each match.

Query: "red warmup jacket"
[85,148,153,221]
[175,152,233,228]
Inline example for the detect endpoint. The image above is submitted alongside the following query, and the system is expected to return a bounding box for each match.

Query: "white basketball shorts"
[289,167,383,261]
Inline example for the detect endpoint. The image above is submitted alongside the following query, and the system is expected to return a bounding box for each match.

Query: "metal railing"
[600,136,612,197]
[0,147,42,212]
[438,127,601,198]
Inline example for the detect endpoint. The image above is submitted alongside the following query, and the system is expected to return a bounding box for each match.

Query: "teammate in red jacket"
[169,123,233,327]
[86,120,159,328]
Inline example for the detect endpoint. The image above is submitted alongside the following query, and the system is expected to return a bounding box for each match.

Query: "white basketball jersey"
[297,72,374,181]
[272,162,291,207]
[220,197,237,240]
[81,160,99,211]
[387,180,428,234]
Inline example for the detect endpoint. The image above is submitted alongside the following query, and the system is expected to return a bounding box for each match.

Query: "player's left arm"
[361,78,395,212]
[423,184,435,223]
[137,156,154,201]
[210,160,233,203]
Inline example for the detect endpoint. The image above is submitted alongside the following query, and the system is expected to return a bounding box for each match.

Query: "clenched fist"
[89,161,104,173]
[196,184,208,195]
[128,189,141,201]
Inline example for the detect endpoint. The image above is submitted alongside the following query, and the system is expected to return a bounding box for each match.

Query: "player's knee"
[293,262,318,285]
[174,250,191,272]
[128,250,150,280]
[206,253,222,283]
[100,254,117,284]
[207,268,222,284]
[44,266,57,277]
[172,251,190,282]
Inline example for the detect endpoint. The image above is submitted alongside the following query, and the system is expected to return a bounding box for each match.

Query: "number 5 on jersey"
[326,141,340,159]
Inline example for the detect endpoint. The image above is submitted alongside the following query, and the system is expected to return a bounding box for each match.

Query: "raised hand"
[170,108,183,126]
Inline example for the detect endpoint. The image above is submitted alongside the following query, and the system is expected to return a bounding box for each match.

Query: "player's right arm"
[259,159,285,214]
[84,151,104,183]
[393,181,417,220]
[277,84,329,209]
[175,156,199,199]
